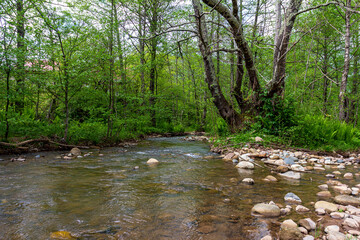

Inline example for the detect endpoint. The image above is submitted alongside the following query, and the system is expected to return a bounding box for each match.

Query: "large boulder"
[236,161,254,169]
[314,201,338,213]
[251,203,281,217]
[334,195,360,206]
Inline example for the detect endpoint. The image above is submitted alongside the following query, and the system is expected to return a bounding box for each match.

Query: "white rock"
[279,171,301,180]
[327,231,346,240]
[242,178,254,185]
[325,225,340,233]
[291,164,305,172]
[303,235,314,240]
[296,205,310,212]
[330,212,345,219]
[343,218,359,228]
[147,158,159,164]
[236,161,254,169]
[281,219,298,228]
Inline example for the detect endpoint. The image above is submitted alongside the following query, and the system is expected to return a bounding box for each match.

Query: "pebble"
[317,191,332,198]
[281,219,297,228]
[235,161,254,169]
[147,158,159,164]
[263,175,277,182]
[279,171,301,180]
[303,235,314,240]
[314,201,338,212]
[330,212,345,219]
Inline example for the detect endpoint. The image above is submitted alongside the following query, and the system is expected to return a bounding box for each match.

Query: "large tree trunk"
[149,1,158,127]
[192,0,242,131]
[202,0,261,105]
[339,0,351,121]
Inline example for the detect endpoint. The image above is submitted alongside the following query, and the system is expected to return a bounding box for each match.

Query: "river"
[0,137,330,239]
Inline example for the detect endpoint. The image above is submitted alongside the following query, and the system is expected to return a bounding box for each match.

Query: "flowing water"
[0,137,350,239]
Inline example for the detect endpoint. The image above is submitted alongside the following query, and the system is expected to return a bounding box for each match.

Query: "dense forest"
[1,0,360,150]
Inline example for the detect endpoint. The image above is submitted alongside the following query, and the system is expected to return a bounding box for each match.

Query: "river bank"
[197,135,360,240]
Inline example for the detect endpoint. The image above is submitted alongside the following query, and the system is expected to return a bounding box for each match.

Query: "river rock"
[327,232,346,240]
[325,225,340,233]
[343,218,359,228]
[284,157,297,165]
[296,205,309,212]
[333,185,352,195]
[330,212,345,219]
[290,164,305,172]
[276,165,289,173]
[281,219,297,228]
[260,235,272,240]
[317,191,332,198]
[254,136,263,142]
[344,173,353,179]
[275,160,285,165]
[242,178,254,185]
[50,231,73,239]
[334,195,360,206]
[147,158,159,164]
[263,175,277,182]
[284,192,302,203]
[333,171,342,175]
[299,218,316,231]
[236,161,254,169]
[303,235,314,240]
[196,224,216,234]
[314,201,338,212]
[223,153,236,161]
[251,203,281,217]
[70,148,81,156]
[279,171,301,180]
[318,184,329,191]
[279,226,303,240]
[315,208,326,215]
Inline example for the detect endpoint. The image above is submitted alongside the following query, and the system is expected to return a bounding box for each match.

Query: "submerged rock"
[50,231,74,239]
[251,203,281,217]
[263,175,277,182]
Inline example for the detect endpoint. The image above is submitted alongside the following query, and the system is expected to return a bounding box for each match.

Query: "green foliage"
[69,121,107,144]
[287,115,360,150]
[254,96,298,136]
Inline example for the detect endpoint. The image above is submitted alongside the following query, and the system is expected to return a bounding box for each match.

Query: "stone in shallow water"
[325,225,340,233]
[242,178,254,185]
[251,203,281,217]
[196,224,217,234]
[147,158,159,164]
[298,218,316,231]
[344,173,353,179]
[235,161,254,169]
[263,175,277,182]
[281,219,297,228]
[314,201,338,213]
[317,191,332,198]
[291,164,305,172]
[279,171,301,180]
[284,192,302,203]
[50,231,73,239]
[279,226,303,240]
[318,184,329,191]
[295,205,310,212]
[334,195,360,206]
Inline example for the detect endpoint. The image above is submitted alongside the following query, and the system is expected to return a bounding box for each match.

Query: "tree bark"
[192,0,242,131]
[339,0,351,121]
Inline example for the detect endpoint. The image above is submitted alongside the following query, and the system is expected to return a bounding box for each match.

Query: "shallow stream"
[0,137,350,239]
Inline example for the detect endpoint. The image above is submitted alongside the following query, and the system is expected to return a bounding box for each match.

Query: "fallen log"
[0,138,90,150]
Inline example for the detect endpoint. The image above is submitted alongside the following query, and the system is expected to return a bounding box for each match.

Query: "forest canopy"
[1,0,360,150]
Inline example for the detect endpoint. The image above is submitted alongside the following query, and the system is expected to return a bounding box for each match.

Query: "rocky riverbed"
[209,139,360,240]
